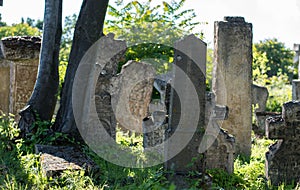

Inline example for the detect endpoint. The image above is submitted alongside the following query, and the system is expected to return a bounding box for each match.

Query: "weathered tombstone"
[0,36,41,115]
[212,17,253,156]
[93,35,127,139]
[203,92,235,173]
[254,111,280,136]
[143,110,167,149]
[292,44,300,101]
[35,144,98,177]
[164,34,206,186]
[265,101,300,186]
[252,84,271,135]
[0,49,10,114]
[111,60,156,133]
[143,72,172,149]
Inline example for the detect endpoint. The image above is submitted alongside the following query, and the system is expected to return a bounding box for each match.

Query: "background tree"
[0,22,41,39]
[253,39,295,112]
[254,38,296,83]
[104,0,204,73]
[22,17,44,31]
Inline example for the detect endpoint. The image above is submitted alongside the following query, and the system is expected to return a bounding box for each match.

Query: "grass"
[0,114,299,189]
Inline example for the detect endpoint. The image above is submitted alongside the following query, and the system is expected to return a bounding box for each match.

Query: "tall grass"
[0,114,299,189]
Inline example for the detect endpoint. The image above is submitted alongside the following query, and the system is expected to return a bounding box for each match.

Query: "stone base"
[292,80,300,101]
[35,144,98,177]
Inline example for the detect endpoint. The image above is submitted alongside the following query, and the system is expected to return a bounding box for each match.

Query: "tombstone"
[252,84,271,135]
[254,111,280,136]
[143,72,172,149]
[143,110,167,150]
[35,144,98,177]
[164,34,206,187]
[265,101,300,186]
[292,44,300,101]
[204,92,235,174]
[93,34,127,139]
[0,36,41,115]
[111,60,156,133]
[212,17,253,156]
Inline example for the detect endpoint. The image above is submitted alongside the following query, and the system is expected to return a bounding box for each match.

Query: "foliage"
[208,136,300,189]
[0,23,41,39]
[0,14,7,27]
[254,38,296,82]
[253,40,294,112]
[104,0,204,73]
[57,14,78,98]
[206,48,213,91]
[1,115,300,189]
[265,76,292,112]
[21,17,43,31]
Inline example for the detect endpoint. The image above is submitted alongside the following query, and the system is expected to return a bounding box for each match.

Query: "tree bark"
[18,0,62,136]
[53,0,109,140]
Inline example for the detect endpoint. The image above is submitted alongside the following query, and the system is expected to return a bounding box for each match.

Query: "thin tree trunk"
[18,0,62,136]
[53,0,109,140]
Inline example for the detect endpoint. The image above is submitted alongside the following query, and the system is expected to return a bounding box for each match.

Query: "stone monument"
[212,17,253,156]
[292,44,300,101]
[164,34,207,187]
[265,101,300,186]
[0,36,41,115]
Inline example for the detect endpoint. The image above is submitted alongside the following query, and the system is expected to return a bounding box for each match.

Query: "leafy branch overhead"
[105,0,205,73]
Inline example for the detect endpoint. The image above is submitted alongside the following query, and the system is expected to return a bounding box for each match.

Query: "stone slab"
[0,65,10,114]
[35,144,98,177]
[212,17,253,156]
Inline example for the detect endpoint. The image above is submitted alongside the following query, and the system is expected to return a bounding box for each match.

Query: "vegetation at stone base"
[1,114,300,190]
[252,39,295,112]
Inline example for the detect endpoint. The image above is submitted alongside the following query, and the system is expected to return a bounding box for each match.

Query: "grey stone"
[111,60,156,133]
[265,101,300,186]
[212,17,253,156]
[165,34,206,175]
[292,80,300,101]
[254,111,280,136]
[204,92,235,174]
[35,144,98,177]
[252,84,270,135]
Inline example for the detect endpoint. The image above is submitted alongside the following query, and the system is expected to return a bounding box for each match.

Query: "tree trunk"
[53,0,109,140]
[18,0,62,136]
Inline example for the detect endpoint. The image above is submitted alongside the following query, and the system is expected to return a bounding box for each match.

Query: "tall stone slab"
[265,101,300,186]
[292,44,300,101]
[0,62,10,114]
[165,34,206,178]
[212,17,253,156]
[0,40,9,114]
[0,36,41,115]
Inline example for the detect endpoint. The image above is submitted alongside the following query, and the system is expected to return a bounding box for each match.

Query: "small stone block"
[224,16,245,22]
[35,144,98,177]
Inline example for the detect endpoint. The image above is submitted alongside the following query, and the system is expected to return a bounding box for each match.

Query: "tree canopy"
[253,38,296,84]
[104,0,204,73]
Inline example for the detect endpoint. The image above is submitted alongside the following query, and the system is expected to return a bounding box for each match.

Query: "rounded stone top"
[224,16,245,23]
[1,36,41,60]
